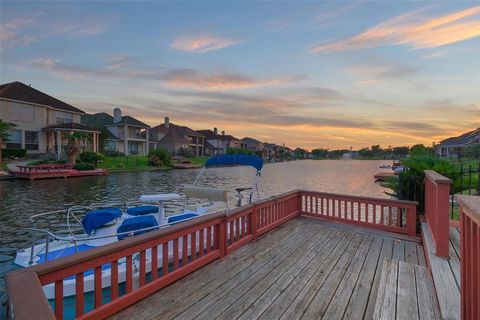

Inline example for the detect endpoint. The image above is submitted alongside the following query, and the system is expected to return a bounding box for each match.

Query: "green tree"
[0,119,16,163]
[465,144,480,159]
[392,146,410,158]
[312,148,329,158]
[148,148,172,167]
[65,132,88,165]
[409,144,433,156]
[226,147,253,155]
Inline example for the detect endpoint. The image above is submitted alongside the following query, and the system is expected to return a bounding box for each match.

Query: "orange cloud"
[170,35,238,53]
[164,70,300,91]
[311,6,480,53]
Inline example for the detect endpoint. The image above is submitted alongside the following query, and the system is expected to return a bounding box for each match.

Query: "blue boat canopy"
[82,208,122,235]
[117,215,158,240]
[205,155,263,172]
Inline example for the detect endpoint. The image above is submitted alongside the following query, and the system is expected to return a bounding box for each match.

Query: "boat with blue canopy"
[14,154,264,298]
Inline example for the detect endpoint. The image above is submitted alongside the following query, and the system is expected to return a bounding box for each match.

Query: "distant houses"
[150,117,205,156]
[0,81,297,160]
[435,128,480,157]
[82,108,150,155]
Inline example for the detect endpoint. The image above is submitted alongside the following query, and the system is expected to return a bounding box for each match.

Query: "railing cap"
[424,170,452,184]
[298,189,418,206]
[456,195,480,225]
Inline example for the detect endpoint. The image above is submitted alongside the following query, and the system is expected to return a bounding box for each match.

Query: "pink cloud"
[311,6,480,53]
[170,35,238,53]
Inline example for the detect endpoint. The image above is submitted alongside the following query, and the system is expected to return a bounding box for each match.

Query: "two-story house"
[82,108,150,155]
[241,137,265,157]
[197,128,246,155]
[435,128,480,157]
[0,81,99,159]
[149,117,205,156]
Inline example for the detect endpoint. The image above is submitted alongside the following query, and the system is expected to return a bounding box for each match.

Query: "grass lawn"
[187,156,209,166]
[1,162,8,170]
[98,156,159,171]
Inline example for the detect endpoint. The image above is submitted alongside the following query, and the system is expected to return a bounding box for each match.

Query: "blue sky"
[1,1,479,149]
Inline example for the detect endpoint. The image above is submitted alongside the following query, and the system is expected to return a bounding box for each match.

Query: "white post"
[56,131,62,160]
[124,124,128,155]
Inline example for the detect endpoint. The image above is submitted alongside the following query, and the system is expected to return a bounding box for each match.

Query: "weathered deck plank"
[109,217,440,320]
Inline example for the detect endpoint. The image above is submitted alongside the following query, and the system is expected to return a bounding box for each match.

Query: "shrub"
[178,147,194,158]
[2,148,27,159]
[74,162,95,170]
[148,148,171,167]
[148,155,164,167]
[226,147,253,155]
[79,151,103,165]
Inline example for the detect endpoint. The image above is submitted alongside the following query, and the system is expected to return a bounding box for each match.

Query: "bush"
[226,147,253,155]
[148,155,164,167]
[148,148,171,167]
[178,147,194,158]
[79,151,103,165]
[74,162,95,170]
[103,150,123,157]
[2,148,26,159]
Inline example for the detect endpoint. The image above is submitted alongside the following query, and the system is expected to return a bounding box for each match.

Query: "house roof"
[151,123,204,137]
[241,137,262,145]
[197,130,241,142]
[438,128,480,147]
[0,81,85,114]
[81,112,149,128]
[42,122,99,132]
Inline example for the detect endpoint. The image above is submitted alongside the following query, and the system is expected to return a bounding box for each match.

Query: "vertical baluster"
[151,245,158,280]
[139,250,146,287]
[55,280,63,320]
[388,206,392,225]
[236,217,241,240]
[163,242,169,275]
[94,266,102,308]
[183,235,188,265]
[126,255,133,293]
[396,207,401,227]
[327,199,330,216]
[380,205,385,225]
[75,273,84,317]
[206,226,212,253]
[199,229,204,257]
[173,238,179,269]
[191,231,197,261]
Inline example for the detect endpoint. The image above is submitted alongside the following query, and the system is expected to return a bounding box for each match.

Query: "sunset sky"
[1,1,479,150]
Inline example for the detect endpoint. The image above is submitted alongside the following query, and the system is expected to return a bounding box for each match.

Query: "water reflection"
[0,160,390,249]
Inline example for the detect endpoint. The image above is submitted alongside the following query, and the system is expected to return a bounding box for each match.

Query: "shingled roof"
[151,122,203,144]
[438,128,480,147]
[82,113,149,128]
[42,123,99,132]
[197,129,241,141]
[0,81,84,114]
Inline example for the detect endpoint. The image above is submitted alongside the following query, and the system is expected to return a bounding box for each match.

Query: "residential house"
[241,137,265,157]
[434,128,480,157]
[0,81,99,159]
[149,117,205,156]
[82,108,150,155]
[197,128,246,155]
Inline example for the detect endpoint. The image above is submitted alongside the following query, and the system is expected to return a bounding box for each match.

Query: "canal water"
[0,159,391,313]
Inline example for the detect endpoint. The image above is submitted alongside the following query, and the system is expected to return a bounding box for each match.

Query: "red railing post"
[457,195,480,320]
[252,204,258,241]
[297,191,303,215]
[424,170,452,258]
[219,218,226,258]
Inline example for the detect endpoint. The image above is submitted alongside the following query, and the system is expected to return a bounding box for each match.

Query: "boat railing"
[6,190,419,320]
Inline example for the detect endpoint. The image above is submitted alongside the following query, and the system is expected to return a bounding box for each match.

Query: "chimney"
[222,130,225,136]
[214,127,218,135]
[113,107,122,123]
[164,117,170,128]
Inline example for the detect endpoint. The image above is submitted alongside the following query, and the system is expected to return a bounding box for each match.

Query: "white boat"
[14,154,263,298]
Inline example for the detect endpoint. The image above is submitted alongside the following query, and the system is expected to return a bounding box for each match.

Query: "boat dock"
[5,171,479,320]
[12,164,108,180]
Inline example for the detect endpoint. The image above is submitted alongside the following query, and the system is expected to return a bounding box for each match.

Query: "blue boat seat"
[117,215,158,240]
[127,205,158,216]
[168,213,199,224]
[82,208,122,235]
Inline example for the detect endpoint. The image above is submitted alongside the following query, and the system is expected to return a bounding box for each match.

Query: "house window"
[56,111,73,124]
[6,129,22,149]
[25,131,39,150]
[104,140,117,151]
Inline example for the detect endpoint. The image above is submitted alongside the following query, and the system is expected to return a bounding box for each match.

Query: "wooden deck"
[110,217,437,320]
[421,223,461,319]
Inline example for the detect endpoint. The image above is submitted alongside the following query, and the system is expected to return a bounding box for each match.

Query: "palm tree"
[0,119,16,164]
[64,132,88,165]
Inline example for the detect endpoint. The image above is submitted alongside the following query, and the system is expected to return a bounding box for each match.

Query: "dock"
[12,164,108,180]
[5,173,480,320]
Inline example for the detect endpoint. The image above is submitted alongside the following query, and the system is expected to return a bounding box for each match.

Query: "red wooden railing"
[299,190,417,236]
[6,190,415,320]
[457,196,480,320]
[424,170,452,258]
